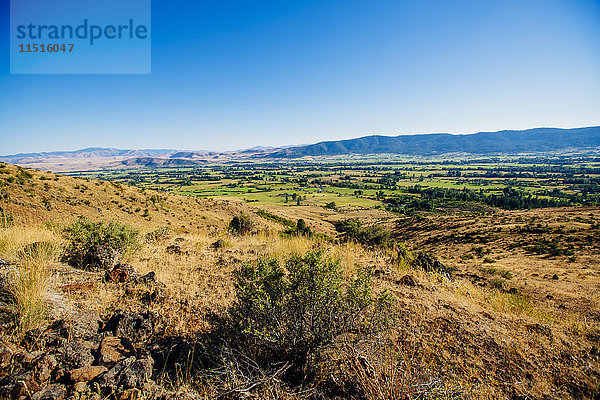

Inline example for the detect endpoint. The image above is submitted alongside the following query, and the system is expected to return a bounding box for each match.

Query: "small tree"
[228,212,254,235]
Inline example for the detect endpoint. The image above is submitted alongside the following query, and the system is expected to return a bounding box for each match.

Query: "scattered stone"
[136,271,157,285]
[72,382,88,393]
[99,336,134,366]
[397,275,418,287]
[68,365,108,382]
[166,244,182,255]
[71,310,102,341]
[210,239,225,249]
[0,341,21,368]
[33,354,58,383]
[31,384,66,400]
[103,312,155,344]
[106,264,139,283]
[97,355,153,392]
[57,341,94,369]
[120,358,154,389]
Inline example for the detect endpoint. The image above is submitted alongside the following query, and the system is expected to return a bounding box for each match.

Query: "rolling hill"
[2,126,600,172]
[268,126,600,157]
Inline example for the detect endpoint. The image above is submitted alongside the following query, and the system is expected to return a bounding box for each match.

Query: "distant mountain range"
[268,126,600,157]
[1,127,599,171]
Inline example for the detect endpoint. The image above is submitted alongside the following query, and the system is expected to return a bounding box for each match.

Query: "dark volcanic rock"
[99,336,134,366]
[103,311,156,344]
[31,383,66,400]
[96,355,154,392]
[166,244,182,255]
[105,264,139,283]
[0,276,17,335]
[57,341,94,369]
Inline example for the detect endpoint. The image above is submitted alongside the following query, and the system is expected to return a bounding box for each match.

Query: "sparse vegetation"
[334,218,391,247]
[228,211,254,235]
[61,218,140,270]
[226,250,393,381]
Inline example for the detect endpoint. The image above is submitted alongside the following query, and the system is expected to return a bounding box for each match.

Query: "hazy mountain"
[267,127,600,158]
[0,148,178,164]
[2,127,600,172]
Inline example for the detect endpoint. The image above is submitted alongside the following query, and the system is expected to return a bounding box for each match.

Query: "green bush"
[334,218,391,247]
[228,212,254,235]
[61,218,140,270]
[229,250,393,372]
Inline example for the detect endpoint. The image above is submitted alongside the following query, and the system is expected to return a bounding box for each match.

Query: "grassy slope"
[0,162,599,399]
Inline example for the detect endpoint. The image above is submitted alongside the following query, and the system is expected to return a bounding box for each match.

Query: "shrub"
[61,218,140,270]
[228,212,254,235]
[229,250,393,374]
[334,218,391,247]
[324,201,337,210]
[144,226,170,243]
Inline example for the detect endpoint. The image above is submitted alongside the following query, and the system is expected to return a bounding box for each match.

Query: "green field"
[72,154,600,213]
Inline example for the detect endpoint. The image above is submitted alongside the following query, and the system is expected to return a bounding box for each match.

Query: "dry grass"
[0,163,598,398]
[0,225,62,337]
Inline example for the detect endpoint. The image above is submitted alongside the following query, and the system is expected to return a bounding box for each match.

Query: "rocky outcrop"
[0,310,158,400]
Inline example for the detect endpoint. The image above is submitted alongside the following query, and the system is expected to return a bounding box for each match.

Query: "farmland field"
[71,154,600,213]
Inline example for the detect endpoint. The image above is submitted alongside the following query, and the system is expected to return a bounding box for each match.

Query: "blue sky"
[1,0,599,154]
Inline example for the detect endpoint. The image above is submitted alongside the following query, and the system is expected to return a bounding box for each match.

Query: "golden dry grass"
[0,225,63,337]
[0,162,599,398]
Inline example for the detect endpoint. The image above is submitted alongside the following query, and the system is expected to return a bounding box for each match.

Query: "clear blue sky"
[1,0,599,154]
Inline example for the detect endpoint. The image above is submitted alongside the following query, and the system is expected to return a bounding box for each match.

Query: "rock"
[120,388,142,399]
[397,274,418,287]
[166,245,182,255]
[73,382,88,393]
[0,341,20,367]
[120,358,153,389]
[31,383,66,400]
[68,365,108,382]
[33,354,58,383]
[94,245,121,270]
[210,239,225,249]
[22,310,101,350]
[0,277,17,335]
[96,357,135,391]
[136,272,157,285]
[103,311,155,343]
[106,264,139,283]
[552,274,559,280]
[95,355,154,392]
[5,372,41,398]
[411,252,453,279]
[57,341,94,369]
[99,336,134,366]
